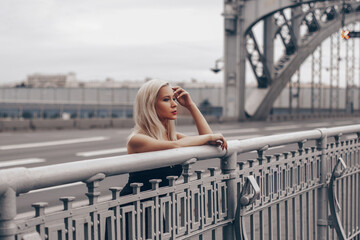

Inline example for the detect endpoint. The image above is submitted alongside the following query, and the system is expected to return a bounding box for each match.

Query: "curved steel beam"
[328,157,347,240]
[247,7,360,119]
[241,0,320,34]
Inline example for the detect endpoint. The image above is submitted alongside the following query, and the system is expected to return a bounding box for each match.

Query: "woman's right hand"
[208,133,228,151]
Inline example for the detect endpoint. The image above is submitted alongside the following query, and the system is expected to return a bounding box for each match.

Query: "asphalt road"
[1,118,359,214]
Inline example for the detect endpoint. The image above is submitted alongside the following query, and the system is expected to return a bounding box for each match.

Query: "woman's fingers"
[177,91,188,99]
[173,89,186,98]
[172,87,190,99]
[210,134,228,151]
[172,86,182,94]
[172,87,194,108]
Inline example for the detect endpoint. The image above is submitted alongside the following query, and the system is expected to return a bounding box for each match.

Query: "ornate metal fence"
[0,125,359,240]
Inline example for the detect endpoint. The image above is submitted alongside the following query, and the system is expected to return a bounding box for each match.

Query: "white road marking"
[219,128,259,134]
[226,134,263,140]
[335,120,356,125]
[0,136,109,150]
[264,124,300,131]
[77,147,128,157]
[181,128,259,136]
[305,122,331,127]
[0,158,46,168]
[28,182,83,194]
[0,133,13,137]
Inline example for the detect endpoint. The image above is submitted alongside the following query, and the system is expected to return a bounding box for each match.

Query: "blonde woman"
[120,79,227,195]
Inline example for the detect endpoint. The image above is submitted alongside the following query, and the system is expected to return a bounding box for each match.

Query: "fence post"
[317,128,328,240]
[0,188,17,240]
[221,152,237,239]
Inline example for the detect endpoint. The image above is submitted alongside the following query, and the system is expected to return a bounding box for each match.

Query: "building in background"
[26,72,78,88]
[0,75,224,119]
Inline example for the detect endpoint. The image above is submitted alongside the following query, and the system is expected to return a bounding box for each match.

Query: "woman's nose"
[171,100,177,107]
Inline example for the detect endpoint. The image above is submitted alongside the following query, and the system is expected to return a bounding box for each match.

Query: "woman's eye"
[163,98,169,102]
[173,97,176,101]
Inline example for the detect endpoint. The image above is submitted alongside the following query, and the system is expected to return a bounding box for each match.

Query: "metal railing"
[0,125,360,239]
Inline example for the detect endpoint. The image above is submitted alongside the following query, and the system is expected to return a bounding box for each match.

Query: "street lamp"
[211,58,223,73]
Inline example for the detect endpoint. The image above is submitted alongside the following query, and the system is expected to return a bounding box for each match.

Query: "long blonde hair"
[128,79,177,142]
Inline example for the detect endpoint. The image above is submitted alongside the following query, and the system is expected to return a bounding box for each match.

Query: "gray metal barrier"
[0,125,360,239]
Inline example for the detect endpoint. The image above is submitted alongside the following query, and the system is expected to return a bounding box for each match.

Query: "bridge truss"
[222,0,360,120]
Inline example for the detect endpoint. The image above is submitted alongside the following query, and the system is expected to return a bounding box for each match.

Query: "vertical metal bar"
[135,194,141,239]
[151,180,161,240]
[293,197,297,239]
[330,34,334,112]
[221,152,237,239]
[250,214,254,240]
[259,210,264,240]
[358,24,360,112]
[110,187,122,240]
[317,128,328,240]
[311,52,315,113]
[337,30,340,111]
[306,192,310,240]
[341,174,345,231]
[351,27,355,114]
[346,30,350,112]
[351,172,355,235]
[346,156,349,237]
[277,203,281,240]
[289,81,293,114]
[313,189,317,239]
[297,70,300,113]
[60,196,75,240]
[355,165,360,238]
[167,176,177,239]
[339,175,344,235]
[319,44,322,111]
[285,200,289,239]
[356,162,359,236]
[0,188,16,240]
[300,194,304,240]
[268,207,273,240]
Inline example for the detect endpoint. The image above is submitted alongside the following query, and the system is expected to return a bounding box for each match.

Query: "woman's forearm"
[175,134,211,148]
[187,103,213,135]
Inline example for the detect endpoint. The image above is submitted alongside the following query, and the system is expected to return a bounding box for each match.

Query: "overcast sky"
[0,0,224,84]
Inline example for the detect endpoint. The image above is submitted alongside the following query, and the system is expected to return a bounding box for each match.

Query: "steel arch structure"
[223,0,360,120]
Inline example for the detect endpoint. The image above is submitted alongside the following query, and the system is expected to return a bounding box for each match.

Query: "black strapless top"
[120,165,182,196]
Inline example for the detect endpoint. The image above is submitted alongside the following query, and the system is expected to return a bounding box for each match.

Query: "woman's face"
[155,85,178,122]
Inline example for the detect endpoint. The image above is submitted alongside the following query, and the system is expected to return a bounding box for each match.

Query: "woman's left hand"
[172,86,194,108]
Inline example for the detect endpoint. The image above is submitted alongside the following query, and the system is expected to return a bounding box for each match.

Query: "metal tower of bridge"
[222,0,360,120]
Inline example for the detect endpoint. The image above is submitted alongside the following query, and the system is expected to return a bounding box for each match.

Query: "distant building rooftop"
[27,72,78,88]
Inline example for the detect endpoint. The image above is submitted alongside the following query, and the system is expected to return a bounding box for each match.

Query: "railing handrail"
[1,124,360,197]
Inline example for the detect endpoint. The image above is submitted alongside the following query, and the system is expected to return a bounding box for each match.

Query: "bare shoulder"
[127,133,176,153]
[127,134,149,154]
[128,133,152,147]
